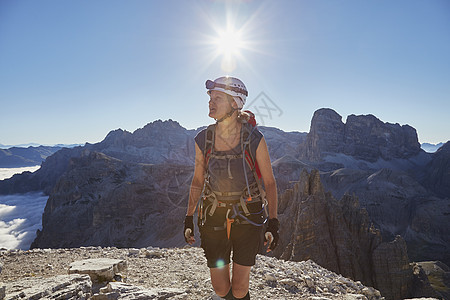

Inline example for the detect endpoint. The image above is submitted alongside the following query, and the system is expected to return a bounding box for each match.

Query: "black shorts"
[200,223,263,268]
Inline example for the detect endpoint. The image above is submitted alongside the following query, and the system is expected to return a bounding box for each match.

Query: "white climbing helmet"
[205,76,248,109]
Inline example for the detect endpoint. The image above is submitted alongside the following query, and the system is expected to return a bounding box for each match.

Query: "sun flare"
[194,2,273,75]
[214,27,243,57]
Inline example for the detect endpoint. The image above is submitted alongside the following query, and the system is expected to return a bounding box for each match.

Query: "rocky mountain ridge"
[0,108,449,299]
[0,119,306,195]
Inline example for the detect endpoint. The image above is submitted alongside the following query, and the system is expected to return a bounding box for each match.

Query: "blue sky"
[0,0,449,145]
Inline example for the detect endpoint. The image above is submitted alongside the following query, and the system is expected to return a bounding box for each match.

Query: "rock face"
[258,126,307,160]
[274,169,434,300]
[300,108,421,162]
[31,150,192,249]
[319,166,450,266]
[422,141,450,198]
[371,236,411,300]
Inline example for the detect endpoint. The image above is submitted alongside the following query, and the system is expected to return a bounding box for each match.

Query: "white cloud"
[0,193,48,250]
[0,166,41,180]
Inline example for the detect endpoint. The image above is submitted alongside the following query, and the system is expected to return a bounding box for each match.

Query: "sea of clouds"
[0,166,47,250]
[0,166,40,181]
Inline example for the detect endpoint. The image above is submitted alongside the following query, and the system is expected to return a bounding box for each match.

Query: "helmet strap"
[216,107,237,123]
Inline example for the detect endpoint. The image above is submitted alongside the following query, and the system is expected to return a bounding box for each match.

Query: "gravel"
[0,246,384,299]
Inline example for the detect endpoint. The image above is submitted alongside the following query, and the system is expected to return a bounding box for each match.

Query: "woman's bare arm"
[255,137,277,219]
[186,142,206,216]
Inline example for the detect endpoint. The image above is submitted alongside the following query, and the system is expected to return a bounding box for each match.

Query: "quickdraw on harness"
[198,118,268,239]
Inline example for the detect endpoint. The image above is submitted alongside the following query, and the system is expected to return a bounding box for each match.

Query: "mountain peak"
[301,108,421,162]
[138,119,185,133]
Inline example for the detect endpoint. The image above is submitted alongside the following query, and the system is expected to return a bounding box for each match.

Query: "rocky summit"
[0,246,388,299]
[0,109,449,299]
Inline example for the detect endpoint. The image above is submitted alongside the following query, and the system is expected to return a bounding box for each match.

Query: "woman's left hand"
[264,218,279,252]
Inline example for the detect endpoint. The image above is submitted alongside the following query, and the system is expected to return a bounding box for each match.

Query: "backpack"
[199,112,267,237]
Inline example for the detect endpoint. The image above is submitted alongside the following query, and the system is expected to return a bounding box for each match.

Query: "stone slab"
[69,258,127,283]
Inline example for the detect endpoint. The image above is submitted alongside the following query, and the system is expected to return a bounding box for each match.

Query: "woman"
[184,76,279,300]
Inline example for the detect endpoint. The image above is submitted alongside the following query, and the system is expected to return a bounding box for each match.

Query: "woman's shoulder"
[241,123,264,154]
[242,123,263,140]
[194,124,215,152]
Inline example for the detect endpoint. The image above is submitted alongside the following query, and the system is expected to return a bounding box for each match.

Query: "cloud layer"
[0,166,40,180]
[0,166,47,249]
[0,193,48,249]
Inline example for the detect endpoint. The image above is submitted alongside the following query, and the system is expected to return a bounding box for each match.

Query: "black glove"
[265,218,280,251]
[184,215,194,243]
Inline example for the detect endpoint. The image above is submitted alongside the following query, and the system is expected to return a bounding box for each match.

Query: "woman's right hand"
[184,215,195,244]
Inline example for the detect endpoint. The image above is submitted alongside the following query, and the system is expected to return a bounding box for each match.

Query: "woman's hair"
[237,110,252,123]
[223,93,254,124]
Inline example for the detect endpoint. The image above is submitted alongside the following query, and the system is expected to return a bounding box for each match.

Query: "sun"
[214,27,244,57]
[193,2,274,75]
[211,25,245,72]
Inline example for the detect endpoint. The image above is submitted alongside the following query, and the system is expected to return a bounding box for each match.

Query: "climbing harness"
[198,121,268,239]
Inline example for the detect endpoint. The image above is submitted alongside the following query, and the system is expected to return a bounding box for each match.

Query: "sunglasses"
[205,80,248,97]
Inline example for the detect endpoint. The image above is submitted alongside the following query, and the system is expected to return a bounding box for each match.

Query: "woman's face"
[208,90,234,119]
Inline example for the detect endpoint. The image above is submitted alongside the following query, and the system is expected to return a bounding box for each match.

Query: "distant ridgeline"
[421,142,445,153]
[0,144,82,168]
[0,110,449,299]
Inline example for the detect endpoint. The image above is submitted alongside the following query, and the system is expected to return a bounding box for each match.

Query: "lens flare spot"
[216,259,226,268]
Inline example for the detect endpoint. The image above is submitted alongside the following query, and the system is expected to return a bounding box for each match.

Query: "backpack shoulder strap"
[241,123,262,179]
[204,124,215,167]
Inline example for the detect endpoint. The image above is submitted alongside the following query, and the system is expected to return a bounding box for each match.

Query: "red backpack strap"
[244,149,262,179]
[241,123,262,179]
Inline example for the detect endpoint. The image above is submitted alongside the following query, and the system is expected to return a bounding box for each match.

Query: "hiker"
[184,76,279,300]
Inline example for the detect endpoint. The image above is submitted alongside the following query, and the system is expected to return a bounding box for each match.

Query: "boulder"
[69,258,127,283]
